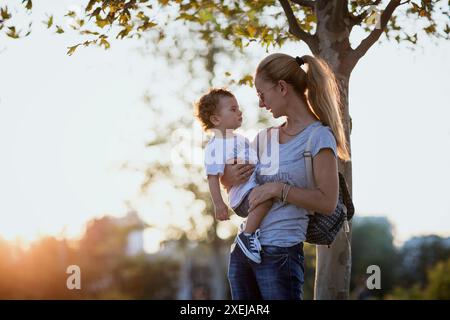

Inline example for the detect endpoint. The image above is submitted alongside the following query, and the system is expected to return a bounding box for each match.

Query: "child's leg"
[244,199,272,233]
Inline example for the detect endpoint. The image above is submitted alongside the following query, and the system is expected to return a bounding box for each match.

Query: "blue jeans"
[227,242,305,300]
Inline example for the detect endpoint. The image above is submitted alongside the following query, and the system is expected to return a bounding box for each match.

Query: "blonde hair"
[256,53,350,161]
[194,88,234,131]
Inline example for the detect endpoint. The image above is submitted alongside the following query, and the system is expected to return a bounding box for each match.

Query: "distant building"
[112,209,148,256]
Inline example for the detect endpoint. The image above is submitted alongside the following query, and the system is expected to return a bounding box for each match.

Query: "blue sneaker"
[236,230,262,264]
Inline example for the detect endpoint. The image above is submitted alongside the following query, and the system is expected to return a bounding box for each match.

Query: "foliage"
[351,216,400,297]
[0,216,180,299]
[397,235,450,287]
[387,257,450,299]
[0,1,32,39]
[35,1,448,57]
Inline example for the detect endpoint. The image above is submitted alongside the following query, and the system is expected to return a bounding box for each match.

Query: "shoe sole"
[236,236,261,264]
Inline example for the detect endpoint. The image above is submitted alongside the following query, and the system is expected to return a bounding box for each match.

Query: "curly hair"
[194,88,235,131]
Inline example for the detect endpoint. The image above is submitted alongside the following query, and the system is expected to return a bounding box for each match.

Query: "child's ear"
[210,115,220,126]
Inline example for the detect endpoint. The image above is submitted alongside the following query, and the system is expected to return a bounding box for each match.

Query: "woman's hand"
[248,182,282,212]
[220,158,255,191]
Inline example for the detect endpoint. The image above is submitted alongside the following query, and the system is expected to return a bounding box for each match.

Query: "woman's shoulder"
[309,122,337,157]
[312,122,334,138]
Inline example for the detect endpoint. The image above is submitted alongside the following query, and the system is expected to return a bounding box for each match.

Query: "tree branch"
[279,0,318,53]
[353,0,406,59]
[350,11,370,26]
[330,0,348,32]
[290,0,316,8]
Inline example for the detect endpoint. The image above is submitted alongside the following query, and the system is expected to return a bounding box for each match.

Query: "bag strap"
[304,126,321,188]
[304,126,321,215]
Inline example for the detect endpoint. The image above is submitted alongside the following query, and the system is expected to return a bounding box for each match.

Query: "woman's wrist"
[272,182,284,201]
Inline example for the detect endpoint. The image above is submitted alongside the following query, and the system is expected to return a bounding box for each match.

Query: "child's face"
[213,96,243,130]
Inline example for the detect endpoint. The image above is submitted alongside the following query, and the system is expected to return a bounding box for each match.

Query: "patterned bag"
[303,126,354,246]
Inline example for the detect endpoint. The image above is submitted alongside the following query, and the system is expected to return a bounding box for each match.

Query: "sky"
[0,0,449,250]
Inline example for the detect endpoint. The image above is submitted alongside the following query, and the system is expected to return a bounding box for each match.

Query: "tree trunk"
[313,0,353,300]
[314,76,353,300]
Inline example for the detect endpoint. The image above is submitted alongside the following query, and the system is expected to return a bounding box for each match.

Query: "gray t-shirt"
[255,121,337,247]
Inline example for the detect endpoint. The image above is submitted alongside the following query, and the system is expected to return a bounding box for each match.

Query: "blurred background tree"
[350,217,400,298]
[0,214,449,299]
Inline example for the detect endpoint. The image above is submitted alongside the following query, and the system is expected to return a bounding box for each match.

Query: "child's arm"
[207,175,229,221]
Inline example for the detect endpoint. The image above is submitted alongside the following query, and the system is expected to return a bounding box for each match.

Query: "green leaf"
[198,9,215,24]
[233,37,243,49]
[138,21,157,32]
[65,11,76,18]
[96,18,109,28]
[6,26,19,39]
[100,37,110,49]
[116,25,132,39]
[119,11,131,25]
[91,7,101,19]
[43,15,53,29]
[23,0,32,11]
[424,23,436,34]
[67,44,80,56]
[247,25,257,38]
[55,25,64,34]
[86,0,97,12]
[176,13,196,22]
[1,7,12,20]
[444,24,450,34]
[238,75,254,87]
[80,30,100,36]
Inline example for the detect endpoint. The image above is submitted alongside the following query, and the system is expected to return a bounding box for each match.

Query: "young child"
[194,88,273,263]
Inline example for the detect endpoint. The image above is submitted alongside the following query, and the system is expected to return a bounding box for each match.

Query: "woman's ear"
[278,80,289,96]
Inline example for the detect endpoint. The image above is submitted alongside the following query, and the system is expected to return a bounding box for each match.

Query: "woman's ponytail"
[302,55,350,161]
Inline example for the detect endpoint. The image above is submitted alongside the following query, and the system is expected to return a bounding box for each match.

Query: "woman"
[221,53,350,300]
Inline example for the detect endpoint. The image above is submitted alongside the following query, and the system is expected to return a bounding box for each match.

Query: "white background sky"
[0,0,449,250]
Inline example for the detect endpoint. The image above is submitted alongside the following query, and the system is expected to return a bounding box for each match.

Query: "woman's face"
[254,74,284,118]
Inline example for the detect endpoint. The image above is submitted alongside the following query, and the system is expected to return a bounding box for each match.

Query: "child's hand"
[214,203,230,221]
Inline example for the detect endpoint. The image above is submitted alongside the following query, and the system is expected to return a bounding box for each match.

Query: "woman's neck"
[284,98,318,130]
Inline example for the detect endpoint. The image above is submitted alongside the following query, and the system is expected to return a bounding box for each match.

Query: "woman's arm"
[248,149,339,215]
[219,161,255,192]
[286,148,339,214]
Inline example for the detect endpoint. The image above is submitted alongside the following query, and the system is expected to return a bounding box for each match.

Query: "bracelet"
[280,183,287,202]
[282,184,291,204]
